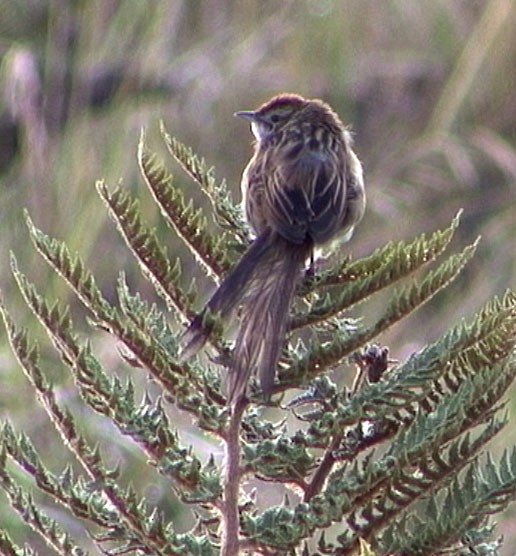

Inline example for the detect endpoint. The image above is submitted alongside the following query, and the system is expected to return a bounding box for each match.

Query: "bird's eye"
[270,114,281,123]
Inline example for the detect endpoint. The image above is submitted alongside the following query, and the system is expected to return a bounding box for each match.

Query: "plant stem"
[304,435,340,501]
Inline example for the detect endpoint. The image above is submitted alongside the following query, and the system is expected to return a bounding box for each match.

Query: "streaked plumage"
[181,93,366,405]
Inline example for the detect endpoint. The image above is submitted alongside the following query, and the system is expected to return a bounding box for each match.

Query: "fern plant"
[0,126,515,556]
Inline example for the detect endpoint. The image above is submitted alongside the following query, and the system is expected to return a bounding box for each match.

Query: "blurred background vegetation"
[0,0,515,552]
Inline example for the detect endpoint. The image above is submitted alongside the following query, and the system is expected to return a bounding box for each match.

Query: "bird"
[181,93,366,405]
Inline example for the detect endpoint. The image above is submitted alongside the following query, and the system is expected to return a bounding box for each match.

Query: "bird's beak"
[235,110,269,141]
[234,110,258,122]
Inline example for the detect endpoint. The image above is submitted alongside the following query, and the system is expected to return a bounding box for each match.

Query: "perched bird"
[181,93,366,405]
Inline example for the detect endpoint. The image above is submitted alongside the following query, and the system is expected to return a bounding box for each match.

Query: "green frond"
[380,449,516,555]
[242,395,512,553]
[24,212,115,323]
[333,392,509,544]
[384,360,508,465]
[21,217,225,425]
[266,296,515,553]
[2,422,112,528]
[365,238,479,340]
[116,272,179,354]
[342,417,507,547]
[138,138,240,278]
[113,275,226,430]
[159,123,249,242]
[0,299,42,387]
[107,312,222,424]
[293,211,463,329]
[10,260,224,444]
[284,239,478,388]
[75,343,223,500]
[242,503,319,551]
[165,532,215,556]
[96,180,191,319]
[0,454,83,554]
[242,437,316,483]
[242,484,359,552]
[2,416,214,555]
[0,300,122,479]
[298,287,515,447]
[10,254,80,367]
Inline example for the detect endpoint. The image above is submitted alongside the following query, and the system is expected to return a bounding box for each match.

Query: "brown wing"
[262,140,348,245]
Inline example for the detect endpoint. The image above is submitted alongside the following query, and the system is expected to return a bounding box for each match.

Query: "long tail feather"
[180,229,278,360]
[227,235,309,404]
[180,229,309,405]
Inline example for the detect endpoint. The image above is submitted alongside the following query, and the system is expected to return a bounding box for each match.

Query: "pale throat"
[251,120,272,142]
